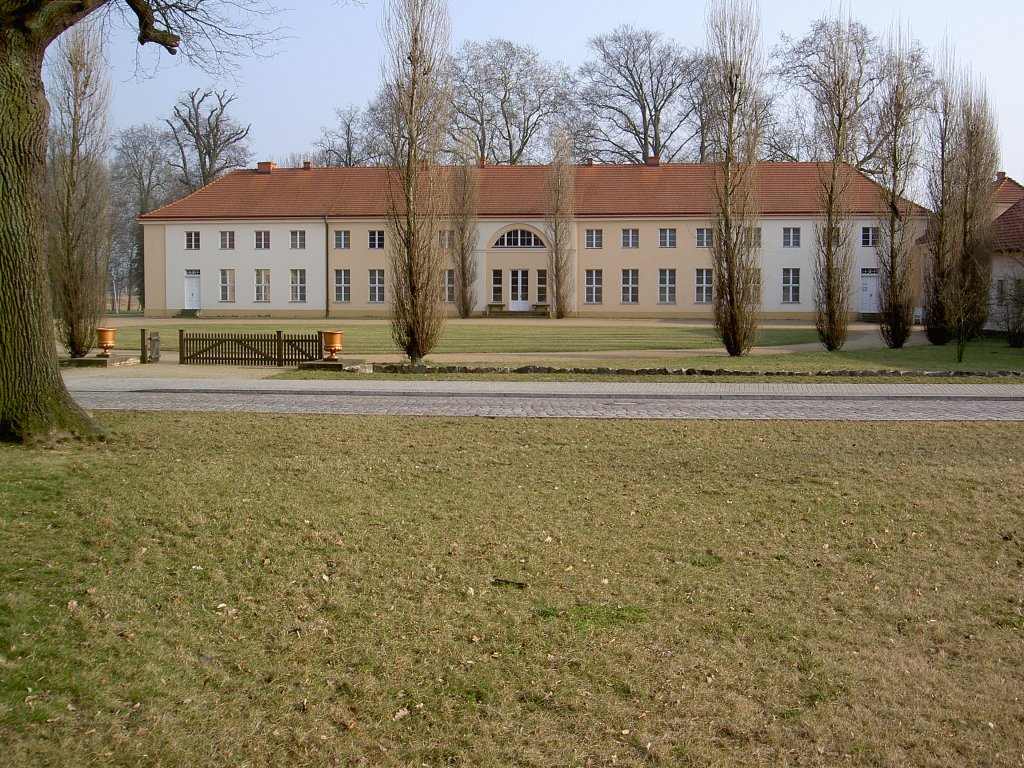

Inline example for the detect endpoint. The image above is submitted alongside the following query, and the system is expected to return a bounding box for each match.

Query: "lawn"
[2,414,1022,766]
[109,321,817,354]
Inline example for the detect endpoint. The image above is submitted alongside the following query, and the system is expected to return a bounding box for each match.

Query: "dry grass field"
[2,414,1022,766]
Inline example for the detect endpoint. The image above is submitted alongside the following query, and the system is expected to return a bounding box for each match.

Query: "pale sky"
[94,0,1024,178]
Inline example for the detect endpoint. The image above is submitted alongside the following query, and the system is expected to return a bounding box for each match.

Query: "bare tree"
[872,31,932,349]
[777,14,881,350]
[449,147,479,318]
[112,123,176,310]
[705,0,765,357]
[45,22,112,358]
[774,16,882,170]
[314,104,371,167]
[380,0,451,364]
[0,0,281,443]
[924,48,999,362]
[166,87,251,192]
[449,39,571,165]
[761,90,816,162]
[543,130,576,318]
[578,26,702,163]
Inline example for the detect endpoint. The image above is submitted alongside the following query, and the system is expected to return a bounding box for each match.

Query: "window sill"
[658,301,677,305]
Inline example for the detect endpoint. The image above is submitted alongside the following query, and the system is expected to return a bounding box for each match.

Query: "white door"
[184,270,201,309]
[509,269,530,312]
[859,269,879,315]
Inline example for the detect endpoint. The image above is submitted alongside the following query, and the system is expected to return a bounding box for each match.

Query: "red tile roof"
[995,197,1024,252]
[141,161,908,222]
[995,173,1024,206]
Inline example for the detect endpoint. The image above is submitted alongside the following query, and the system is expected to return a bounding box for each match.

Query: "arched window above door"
[493,229,545,248]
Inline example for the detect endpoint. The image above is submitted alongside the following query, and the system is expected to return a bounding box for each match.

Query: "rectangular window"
[334,269,350,303]
[369,269,385,303]
[219,269,235,302]
[621,269,639,304]
[536,269,548,305]
[659,268,676,303]
[782,267,800,303]
[585,228,603,249]
[696,228,713,248]
[255,230,270,249]
[290,230,306,250]
[744,227,762,248]
[445,269,455,303]
[995,279,1006,306]
[695,268,713,303]
[334,230,351,249]
[185,231,200,250]
[219,230,235,250]
[254,269,270,302]
[585,269,603,304]
[290,268,307,302]
[622,229,639,248]
[439,230,455,250]
[491,269,503,304]
[659,228,677,248]
[862,226,879,247]
[783,227,800,248]
[369,230,385,249]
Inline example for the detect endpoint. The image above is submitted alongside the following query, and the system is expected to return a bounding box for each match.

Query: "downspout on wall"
[324,213,330,318]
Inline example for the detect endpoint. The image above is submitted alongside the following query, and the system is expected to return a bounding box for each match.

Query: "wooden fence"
[178,330,323,366]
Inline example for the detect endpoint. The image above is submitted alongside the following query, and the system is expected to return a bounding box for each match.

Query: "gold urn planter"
[96,327,116,358]
[322,330,344,361]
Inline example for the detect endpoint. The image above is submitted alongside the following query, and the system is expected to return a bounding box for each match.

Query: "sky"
[91,0,1024,177]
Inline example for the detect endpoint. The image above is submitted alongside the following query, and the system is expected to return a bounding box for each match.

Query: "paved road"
[65,377,1024,421]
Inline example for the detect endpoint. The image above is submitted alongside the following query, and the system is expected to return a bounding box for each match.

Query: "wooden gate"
[178,330,323,366]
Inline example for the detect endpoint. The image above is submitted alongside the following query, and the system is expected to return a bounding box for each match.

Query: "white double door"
[509,269,530,312]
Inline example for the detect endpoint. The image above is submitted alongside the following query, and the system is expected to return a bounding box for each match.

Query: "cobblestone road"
[65,378,1024,421]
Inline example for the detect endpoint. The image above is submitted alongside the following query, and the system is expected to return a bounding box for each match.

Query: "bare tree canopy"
[448,147,480,318]
[380,0,451,363]
[923,45,999,360]
[775,13,882,350]
[577,25,702,163]
[705,0,765,356]
[543,130,576,318]
[0,0,282,442]
[314,104,374,167]
[449,38,571,165]
[112,123,176,309]
[872,31,932,349]
[46,21,112,358]
[773,16,882,170]
[166,88,251,191]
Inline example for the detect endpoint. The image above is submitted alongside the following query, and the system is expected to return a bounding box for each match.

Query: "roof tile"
[995,197,1024,251]
[141,161,903,222]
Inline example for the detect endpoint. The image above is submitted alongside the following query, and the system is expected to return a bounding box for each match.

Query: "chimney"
[584,157,594,166]
[996,170,1006,183]
[477,158,487,168]
[644,155,660,167]
[303,161,312,170]
[256,161,276,174]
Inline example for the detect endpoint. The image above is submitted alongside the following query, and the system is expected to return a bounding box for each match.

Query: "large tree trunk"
[0,36,103,442]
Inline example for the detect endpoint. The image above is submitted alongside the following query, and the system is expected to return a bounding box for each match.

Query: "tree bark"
[0,35,103,442]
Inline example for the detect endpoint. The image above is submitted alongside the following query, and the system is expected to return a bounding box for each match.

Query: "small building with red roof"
[992,181,1024,320]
